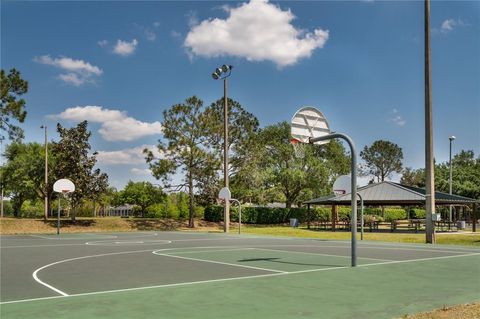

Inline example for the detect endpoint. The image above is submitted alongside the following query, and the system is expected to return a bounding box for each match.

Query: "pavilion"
[304,181,479,232]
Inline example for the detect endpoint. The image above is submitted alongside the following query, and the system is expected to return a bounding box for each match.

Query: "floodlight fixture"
[211,65,233,81]
[449,135,456,141]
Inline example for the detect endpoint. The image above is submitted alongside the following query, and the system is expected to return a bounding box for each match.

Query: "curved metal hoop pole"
[310,133,358,267]
[230,198,242,234]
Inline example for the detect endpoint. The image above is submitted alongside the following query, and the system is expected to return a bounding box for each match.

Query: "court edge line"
[153,250,287,274]
[5,251,479,305]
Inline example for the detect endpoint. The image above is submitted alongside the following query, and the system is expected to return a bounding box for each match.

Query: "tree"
[1,69,28,140]
[119,181,164,216]
[52,121,108,220]
[400,150,480,200]
[360,140,404,182]
[2,142,43,217]
[400,167,425,187]
[258,122,348,208]
[202,97,260,203]
[145,96,216,227]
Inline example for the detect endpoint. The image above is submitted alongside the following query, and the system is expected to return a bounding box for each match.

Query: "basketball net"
[290,138,307,159]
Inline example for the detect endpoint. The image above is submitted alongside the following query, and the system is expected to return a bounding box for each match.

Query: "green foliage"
[144,192,194,219]
[401,150,480,200]
[118,181,164,216]
[2,142,44,217]
[383,208,406,222]
[2,200,14,217]
[205,205,408,224]
[360,140,404,182]
[1,68,28,140]
[19,200,43,218]
[409,208,426,219]
[202,98,260,205]
[205,205,322,224]
[256,122,348,208]
[146,96,218,227]
[53,121,108,220]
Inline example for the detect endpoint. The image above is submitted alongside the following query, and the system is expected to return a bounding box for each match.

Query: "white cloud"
[131,168,152,175]
[391,108,406,127]
[52,106,163,141]
[186,10,199,27]
[34,55,103,86]
[97,145,161,165]
[98,40,109,47]
[440,18,469,33]
[171,30,182,39]
[57,73,88,87]
[184,0,329,68]
[144,29,156,41]
[113,39,138,56]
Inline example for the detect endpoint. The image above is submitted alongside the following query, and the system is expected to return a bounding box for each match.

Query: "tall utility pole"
[223,75,230,233]
[212,65,233,233]
[1,138,3,218]
[424,0,435,244]
[449,136,455,222]
[41,125,48,220]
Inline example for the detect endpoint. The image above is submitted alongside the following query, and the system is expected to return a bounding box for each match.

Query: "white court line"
[153,250,287,274]
[252,247,391,262]
[29,234,118,240]
[31,249,157,296]
[1,243,89,249]
[167,248,257,255]
[2,249,478,305]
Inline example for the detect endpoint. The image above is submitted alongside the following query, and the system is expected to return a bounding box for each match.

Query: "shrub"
[20,201,43,218]
[204,205,224,222]
[384,208,407,222]
[409,208,426,219]
[204,205,321,224]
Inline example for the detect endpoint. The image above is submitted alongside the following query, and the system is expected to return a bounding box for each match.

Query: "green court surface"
[1,232,479,318]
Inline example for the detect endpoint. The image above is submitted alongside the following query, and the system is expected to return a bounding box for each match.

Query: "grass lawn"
[1,217,479,246]
[237,224,480,246]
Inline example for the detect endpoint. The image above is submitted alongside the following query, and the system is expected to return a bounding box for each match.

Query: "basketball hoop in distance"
[218,187,231,202]
[53,179,75,194]
[333,174,351,196]
[53,179,75,235]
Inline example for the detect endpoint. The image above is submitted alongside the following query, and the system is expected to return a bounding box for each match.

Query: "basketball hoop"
[290,138,307,159]
[62,190,70,194]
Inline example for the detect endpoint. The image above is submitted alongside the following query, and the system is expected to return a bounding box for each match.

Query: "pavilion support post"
[332,204,337,231]
[307,204,311,229]
[473,204,477,233]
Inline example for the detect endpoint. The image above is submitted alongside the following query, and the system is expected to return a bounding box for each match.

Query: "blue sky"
[1,0,479,189]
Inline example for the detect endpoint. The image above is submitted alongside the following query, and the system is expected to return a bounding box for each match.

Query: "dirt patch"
[399,302,480,319]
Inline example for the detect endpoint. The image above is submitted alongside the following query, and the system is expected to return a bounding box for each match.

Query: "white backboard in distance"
[53,179,75,193]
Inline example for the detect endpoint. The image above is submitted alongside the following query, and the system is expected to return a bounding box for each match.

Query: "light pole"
[40,125,48,220]
[449,136,455,222]
[212,64,233,233]
[0,137,3,218]
[424,0,436,244]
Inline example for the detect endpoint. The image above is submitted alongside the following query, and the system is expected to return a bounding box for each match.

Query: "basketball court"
[1,231,479,318]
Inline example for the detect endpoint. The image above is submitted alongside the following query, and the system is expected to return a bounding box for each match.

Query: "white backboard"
[333,174,351,195]
[53,179,75,193]
[218,187,231,201]
[291,106,331,145]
